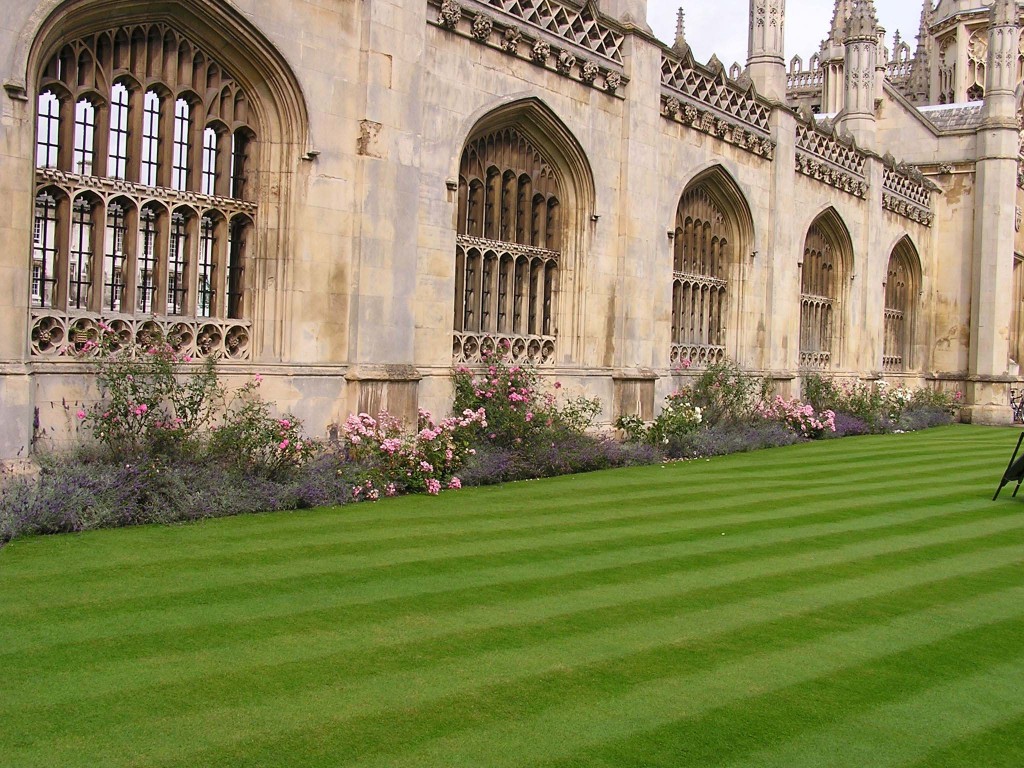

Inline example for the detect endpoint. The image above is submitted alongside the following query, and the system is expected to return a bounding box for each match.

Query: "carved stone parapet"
[661,94,775,161]
[670,343,726,369]
[453,331,555,366]
[429,2,627,95]
[661,53,772,133]
[471,0,624,63]
[880,159,935,225]
[794,152,868,198]
[29,311,252,360]
[795,123,866,176]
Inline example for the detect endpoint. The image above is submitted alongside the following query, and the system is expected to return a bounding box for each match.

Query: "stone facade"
[0,0,1021,460]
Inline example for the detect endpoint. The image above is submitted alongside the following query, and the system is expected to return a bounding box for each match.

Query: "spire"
[674,7,686,47]
[908,0,932,103]
[828,0,856,46]
[844,0,878,42]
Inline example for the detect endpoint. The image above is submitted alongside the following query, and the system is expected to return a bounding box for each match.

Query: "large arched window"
[454,127,561,365]
[672,187,731,368]
[799,211,850,369]
[883,238,920,372]
[29,23,258,359]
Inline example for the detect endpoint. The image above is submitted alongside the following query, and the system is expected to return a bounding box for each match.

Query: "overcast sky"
[648,1,924,69]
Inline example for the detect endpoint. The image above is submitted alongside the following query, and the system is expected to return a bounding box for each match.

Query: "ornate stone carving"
[471,13,492,41]
[30,311,252,360]
[664,96,680,117]
[604,71,621,93]
[555,50,575,75]
[580,60,599,83]
[501,25,522,53]
[531,39,550,64]
[439,0,462,29]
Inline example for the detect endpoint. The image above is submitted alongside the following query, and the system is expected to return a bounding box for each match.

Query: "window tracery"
[883,242,916,372]
[799,219,845,369]
[454,127,560,365]
[671,187,730,368]
[29,22,257,359]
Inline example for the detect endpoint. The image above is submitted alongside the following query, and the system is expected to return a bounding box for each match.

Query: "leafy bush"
[208,376,317,479]
[756,395,836,438]
[79,331,221,458]
[681,360,772,427]
[803,375,962,432]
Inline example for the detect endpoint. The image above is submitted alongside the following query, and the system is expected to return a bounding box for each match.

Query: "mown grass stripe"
[5,522,1021,714]
[715,655,1024,768]
[2,490,1017,655]
[2,425,1022,767]
[8,546,1023,766]
[329,586,1024,768]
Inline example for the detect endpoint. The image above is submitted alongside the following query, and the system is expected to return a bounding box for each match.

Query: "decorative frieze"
[430,0,626,95]
[29,311,252,360]
[795,123,868,198]
[882,159,935,227]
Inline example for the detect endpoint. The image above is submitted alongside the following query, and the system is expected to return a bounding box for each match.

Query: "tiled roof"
[918,102,984,131]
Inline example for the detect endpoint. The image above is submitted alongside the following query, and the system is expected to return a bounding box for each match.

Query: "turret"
[747,0,787,99]
[839,0,879,146]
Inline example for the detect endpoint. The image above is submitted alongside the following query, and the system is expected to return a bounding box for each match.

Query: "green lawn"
[2,424,1024,767]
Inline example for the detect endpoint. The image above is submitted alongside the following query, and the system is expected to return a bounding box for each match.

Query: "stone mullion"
[53,194,71,311]
[93,99,111,180]
[189,101,207,194]
[125,85,144,183]
[152,209,169,315]
[86,198,106,313]
[57,96,76,172]
[157,96,176,189]
[214,130,231,198]
[120,205,139,313]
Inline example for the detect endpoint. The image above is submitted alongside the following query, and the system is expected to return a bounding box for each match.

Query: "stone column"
[966,0,1019,424]
[747,0,787,100]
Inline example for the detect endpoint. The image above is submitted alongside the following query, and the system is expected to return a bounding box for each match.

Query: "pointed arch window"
[883,241,918,372]
[30,22,260,359]
[799,218,847,369]
[454,127,560,365]
[672,186,731,368]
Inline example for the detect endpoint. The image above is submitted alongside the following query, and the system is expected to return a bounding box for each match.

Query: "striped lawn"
[2,424,1024,767]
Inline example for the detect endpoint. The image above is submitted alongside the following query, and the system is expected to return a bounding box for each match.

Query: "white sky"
[648,1,924,69]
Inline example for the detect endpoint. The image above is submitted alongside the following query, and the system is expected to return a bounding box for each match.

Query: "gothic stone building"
[1,0,1022,459]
